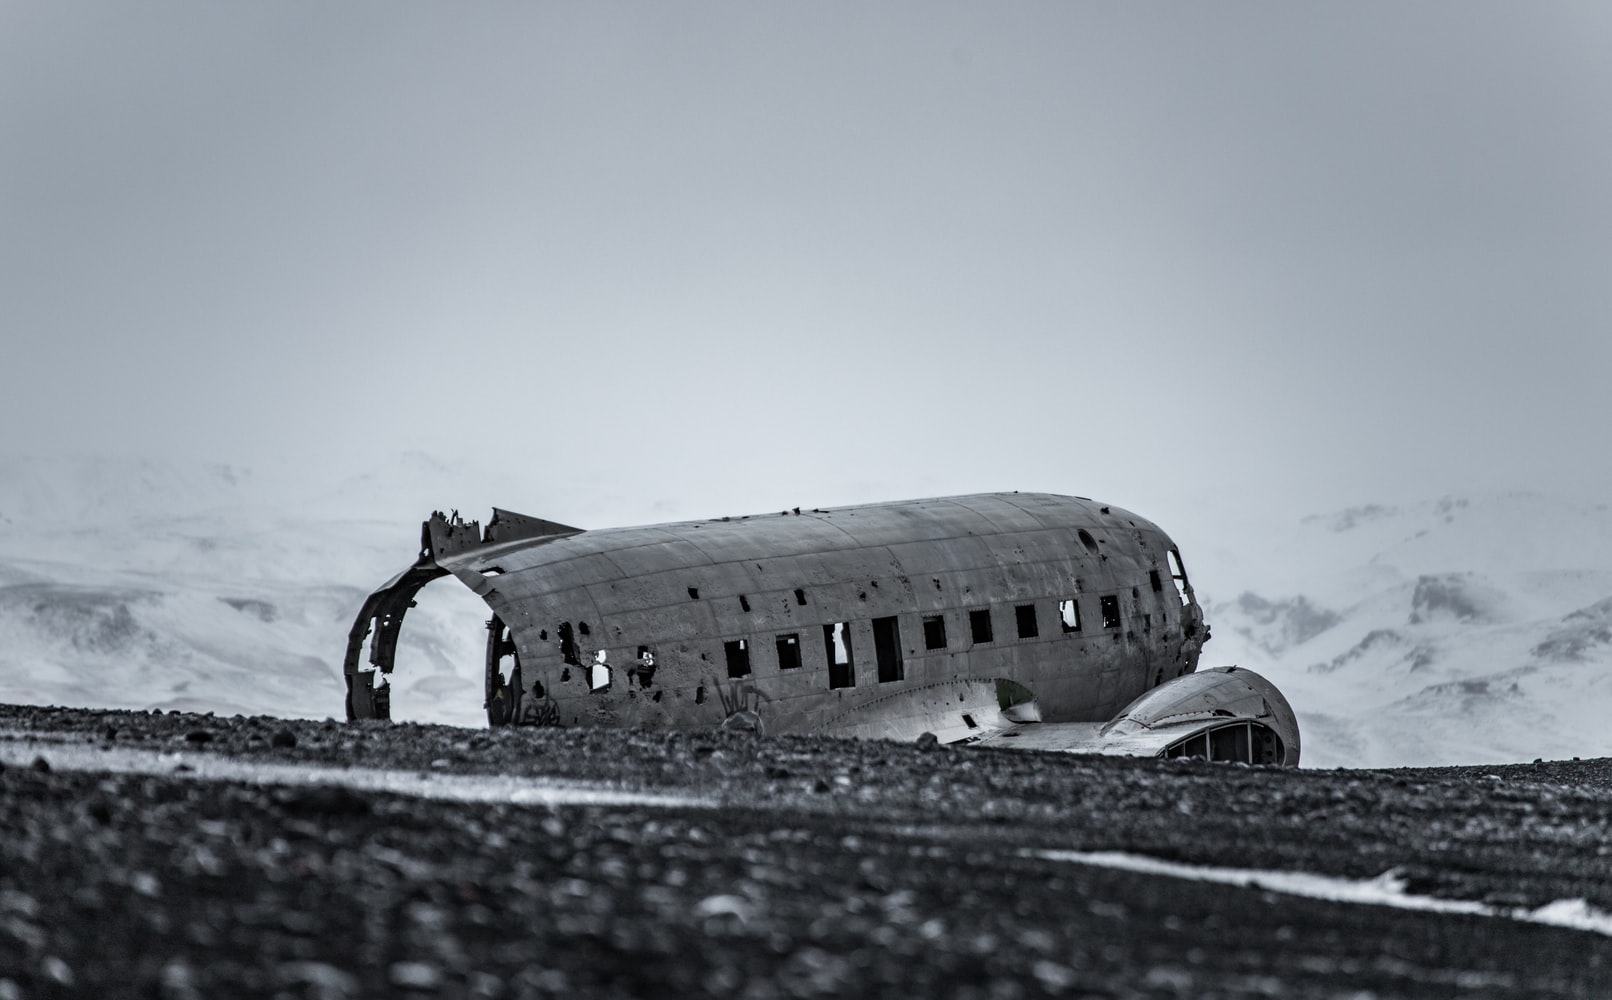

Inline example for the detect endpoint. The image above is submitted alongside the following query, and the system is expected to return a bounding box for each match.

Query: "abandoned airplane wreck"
[344,493,1301,765]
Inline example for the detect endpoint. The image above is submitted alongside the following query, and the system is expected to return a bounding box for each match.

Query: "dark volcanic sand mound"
[2,704,1610,998]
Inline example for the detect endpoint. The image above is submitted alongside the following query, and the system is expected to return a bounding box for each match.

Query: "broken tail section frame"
[343,510,581,721]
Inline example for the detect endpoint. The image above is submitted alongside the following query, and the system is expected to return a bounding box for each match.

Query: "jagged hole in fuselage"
[382,577,492,728]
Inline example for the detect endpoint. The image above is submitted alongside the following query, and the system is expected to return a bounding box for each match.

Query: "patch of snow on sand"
[1036,850,1612,938]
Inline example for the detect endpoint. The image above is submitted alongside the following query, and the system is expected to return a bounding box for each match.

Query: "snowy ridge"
[1199,493,1612,768]
[0,455,507,727]
[2,457,1609,767]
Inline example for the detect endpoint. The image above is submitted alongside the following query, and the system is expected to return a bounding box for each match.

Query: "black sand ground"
[1,704,1609,998]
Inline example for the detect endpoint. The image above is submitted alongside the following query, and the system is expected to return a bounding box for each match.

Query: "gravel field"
[2,704,1610,999]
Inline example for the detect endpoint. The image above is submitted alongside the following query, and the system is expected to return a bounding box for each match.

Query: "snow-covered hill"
[0,455,500,727]
[1197,493,1612,769]
[2,456,1607,768]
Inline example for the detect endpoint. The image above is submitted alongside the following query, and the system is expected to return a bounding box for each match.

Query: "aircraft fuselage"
[345,494,1211,742]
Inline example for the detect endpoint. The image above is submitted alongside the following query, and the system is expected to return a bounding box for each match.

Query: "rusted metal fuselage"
[344,493,1300,765]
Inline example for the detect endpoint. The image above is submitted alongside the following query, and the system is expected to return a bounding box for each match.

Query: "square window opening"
[1168,549,1192,604]
[724,639,750,678]
[775,633,801,671]
[969,609,994,644]
[1100,595,1122,630]
[1059,599,1081,633]
[824,622,855,689]
[1015,604,1038,639]
[873,616,903,683]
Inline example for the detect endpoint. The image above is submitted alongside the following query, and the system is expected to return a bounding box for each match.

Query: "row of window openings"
[695,568,1175,616]
[722,594,1131,689]
[553,589,1137,674]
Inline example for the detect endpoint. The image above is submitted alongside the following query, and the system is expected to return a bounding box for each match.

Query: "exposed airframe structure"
[344,493,1301,765]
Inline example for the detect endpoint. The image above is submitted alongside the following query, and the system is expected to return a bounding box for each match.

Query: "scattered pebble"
[693,894,756,922]
[0,702,1609,998]
[41,957,73,986]
[277,961,358,997]
[388,962,442,990]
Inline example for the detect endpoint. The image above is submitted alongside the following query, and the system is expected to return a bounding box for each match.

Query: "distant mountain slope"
[1197,493,1612,768]
[0,456,500,727]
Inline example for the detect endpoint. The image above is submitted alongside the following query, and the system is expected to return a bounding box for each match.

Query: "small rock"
[29,756,49,773]
[693,894,756,922]
[275,786,371,817]
[41,956,73,986]
[389,962,442,990]
[719,710,765,735]
[131,872,162,898]
[915,732,939,751]
[159,960,202,1000]
[0,889,40,920]
[184,730,214,744]
[466,971,503,999]
[1032,960,1076,991]
[270,729,297,749]
[278,961,358,998]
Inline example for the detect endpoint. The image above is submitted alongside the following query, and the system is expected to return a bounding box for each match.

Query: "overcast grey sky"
[3,2,1609,533]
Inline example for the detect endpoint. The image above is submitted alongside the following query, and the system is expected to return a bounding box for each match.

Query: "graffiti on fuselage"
[520,697,561,728]
[715,676,771,719]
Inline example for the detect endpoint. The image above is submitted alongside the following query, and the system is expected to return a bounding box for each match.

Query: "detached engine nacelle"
[1097,666,1301,766]
[968,666,1300,766]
